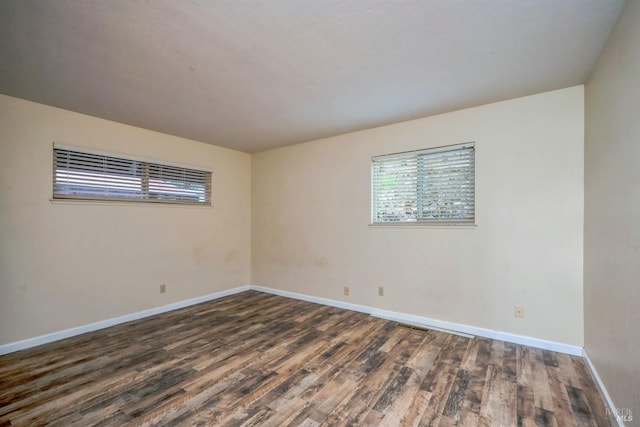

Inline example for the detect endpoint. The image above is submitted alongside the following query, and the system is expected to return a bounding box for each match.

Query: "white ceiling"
[0,1,624,153]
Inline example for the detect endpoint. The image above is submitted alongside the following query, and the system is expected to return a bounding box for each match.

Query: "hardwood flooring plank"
[533,406,558,427]
[417,362,458,426]
[455,338,487,425]
[502,342,518,382]
[517,384,536,427]
[566,385,597,427]
[518,346,554,412]
[479,363,517,427]
[571,356,616,426]
[546,364,581,427]
[442,368,470,420]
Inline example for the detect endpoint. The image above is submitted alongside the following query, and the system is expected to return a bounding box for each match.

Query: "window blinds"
[371,143,475,224]
[53,147,211,205]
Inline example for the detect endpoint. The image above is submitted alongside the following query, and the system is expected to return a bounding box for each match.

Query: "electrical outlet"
[160,284,166,294]
[378,286,384,296]
[514,305,524,318]
[343,286,349,296]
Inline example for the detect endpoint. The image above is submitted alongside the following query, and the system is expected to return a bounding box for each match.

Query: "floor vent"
[397,323,432,333]
[396,322,475,339]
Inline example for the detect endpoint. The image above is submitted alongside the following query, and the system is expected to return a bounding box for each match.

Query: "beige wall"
[252,86,585,346]
[585,0,640,412]
[0,94,251,345]
[0,86,588,350]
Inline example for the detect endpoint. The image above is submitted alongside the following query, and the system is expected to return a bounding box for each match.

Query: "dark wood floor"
[0,291,614,426]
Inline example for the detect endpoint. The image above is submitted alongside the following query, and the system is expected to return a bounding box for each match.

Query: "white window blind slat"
[371,143,475,224]
[53,148,212,205]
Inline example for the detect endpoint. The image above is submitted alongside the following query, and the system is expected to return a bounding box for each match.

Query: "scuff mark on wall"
[314,257,328,269]
[224,249,237,262]
[191,235,217,264]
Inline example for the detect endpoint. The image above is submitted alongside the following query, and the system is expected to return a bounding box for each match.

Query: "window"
[371,143,475,225]
[53,146,211,205]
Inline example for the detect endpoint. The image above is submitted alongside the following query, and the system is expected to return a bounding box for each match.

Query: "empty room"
[0,1,638,426]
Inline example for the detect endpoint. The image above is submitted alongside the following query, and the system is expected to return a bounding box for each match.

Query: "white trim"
[368,223,477,229]
[251,285,582,356]
[0,284,582,358]
[372,305,581,355]
[250,285,374,316]
[583,349,624,427]
[49,199,213,208]
[0,286,249,355]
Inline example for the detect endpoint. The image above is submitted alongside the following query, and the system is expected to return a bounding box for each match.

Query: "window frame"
[370,142,476,227]
[52,144,212,206]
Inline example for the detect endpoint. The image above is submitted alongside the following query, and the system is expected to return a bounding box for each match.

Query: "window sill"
[369,222,476,229]
[49,199,213,208]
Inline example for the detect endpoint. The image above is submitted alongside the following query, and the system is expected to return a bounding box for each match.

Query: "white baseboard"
[251,285,583,356]
[583,349,624,427]
[0,284,582,358]
[250,285,375,316]
[1,284,620,426]
[0,286,250,355]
